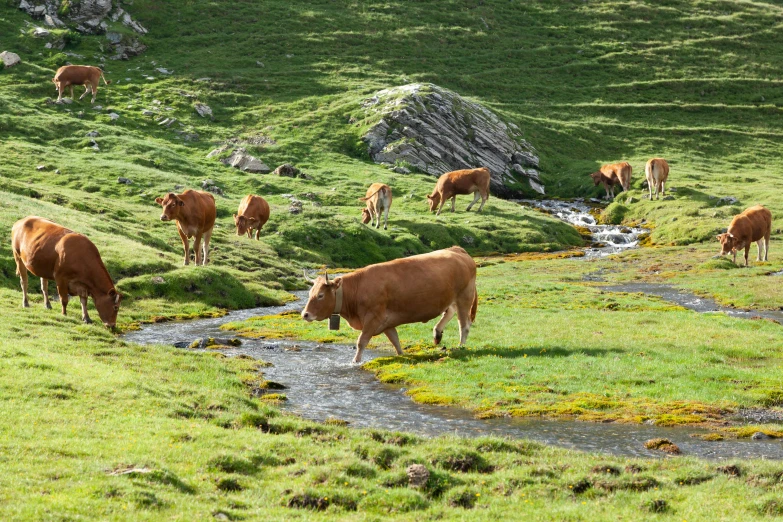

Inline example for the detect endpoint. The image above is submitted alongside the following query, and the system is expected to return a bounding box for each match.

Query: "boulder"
[361,83,543,196]
[220,148,271,174]
[273,163,300,177]
[194,103,212,118]
[117,177,132,184]
[32,26,50,37]
[0,51,21,68]
[406,464,429,488]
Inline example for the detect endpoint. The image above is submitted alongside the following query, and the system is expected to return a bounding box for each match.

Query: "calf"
[716,205,772,266]
[589,162,631,199]
[359,183,392,230]
[645,158,670,200]
[302,246,477,363]
[11,216,122,327]
[234,194,270,240]
[155,190,216,266]
[52,65,110,104]
[427,167,490,216]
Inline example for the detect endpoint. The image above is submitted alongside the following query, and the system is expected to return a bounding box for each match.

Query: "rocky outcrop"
[361,83,544,196]
[207,146,271,174]
[0,51,21,68]
[19,0,147,59]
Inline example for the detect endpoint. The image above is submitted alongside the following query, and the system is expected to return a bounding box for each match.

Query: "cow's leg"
[466,191,480,211]
[383,203,390,230]
[69,85,74,99]
[659,181,665,198]
[41,278,51,310]
[757,239,764,262]
[193,233,203,266]
[177,228,190,266]
[91,83,98,104]
[353,330,374,364]
[647,181,653,200]
[373,207,380,229]
[247,229,252,239]
[384,327,403,356]
[202,229,213,266]
[477,191,488,212]
[436,196,447,216]
[765,233,771,261]
[79,85,90,100]
[255,228,261,240]
[56,83,65,103]
[433,305,456,345]
[79,295,93,324]
[456,305,472,346]
[744,245,751,267]
[450,196,457,213]
[13,252,29,308]
[732,250,737,265]
[56,279,69,317]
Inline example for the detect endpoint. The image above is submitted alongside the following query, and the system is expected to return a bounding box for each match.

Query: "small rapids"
[519,199,648,258]
[125,294,783,460]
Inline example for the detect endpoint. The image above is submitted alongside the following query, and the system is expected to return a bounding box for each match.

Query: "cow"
[589,162,632,199]
[359,183,392,230]
[716,205,772,266]
[427,167,490,216]
[52,65,110,104]
[645,158,670,200]
[155,190,216,266]
[301,246,478,363]
[234,194,270,240]
[11,216,122,327]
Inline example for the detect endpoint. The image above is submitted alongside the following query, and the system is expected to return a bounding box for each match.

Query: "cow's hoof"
[22,301,29,308]
[83,317,93,324]
[352,357,362,364]
[45,303,52,310]
[433,331,443,345]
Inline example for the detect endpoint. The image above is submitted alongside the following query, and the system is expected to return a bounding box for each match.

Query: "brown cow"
[589,162,632,199]
[11,216,122,327]
[234,194,270,240]
[301,246,478,363]
[155,190,216,266]
[52,65,110,104]
[716,205,772,266]
[427,167,491,216]
[359,183,392,230]
[645,158,670,200]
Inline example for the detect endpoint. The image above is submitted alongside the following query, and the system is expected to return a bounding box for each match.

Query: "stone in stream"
[751,431,770,440]
[188,337,242,349]
[361,83,543,197]
[643,438,681,455]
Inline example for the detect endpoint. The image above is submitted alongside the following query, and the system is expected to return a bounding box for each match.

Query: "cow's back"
[355,246,475,324]
[646,158,669,181]
[238,194,270,222]
[54,65,99,84]
[180,190,216,232]
[12,217,74,280]
[442,168,489,194]
[731,205,772,242]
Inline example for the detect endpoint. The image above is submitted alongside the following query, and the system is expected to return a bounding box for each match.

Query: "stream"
[125,292,783,461]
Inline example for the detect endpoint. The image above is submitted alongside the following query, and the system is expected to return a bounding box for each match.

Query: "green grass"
[4,0,783,518]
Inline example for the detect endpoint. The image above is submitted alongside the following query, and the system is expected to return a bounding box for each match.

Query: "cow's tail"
[358,186,385,202]
[470,280,478,323]
[100,71,111,85]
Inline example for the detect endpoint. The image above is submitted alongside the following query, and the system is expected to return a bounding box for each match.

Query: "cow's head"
[426,192,441,212]
[716,232,737,256]
[589,171,603,186]
[234,214,258,236]
[155,193,184,222]
[361,208,372,224]
[301,271,342,322]
[94,288,122,328]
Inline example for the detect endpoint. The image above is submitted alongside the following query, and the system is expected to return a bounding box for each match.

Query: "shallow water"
[518,199,648,258]
[601,282,783,324]
[125,293,783,460]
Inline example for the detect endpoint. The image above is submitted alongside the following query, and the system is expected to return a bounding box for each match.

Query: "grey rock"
[201,179,215,188]
[172,341,190,349]
[44,14,64,27]
[86,130,100,137]
[362,83,543,196]
[108,112,119,120]
[219,148,271,173]
[718,196,739,206]
[1,51,21,68]
[155,67,172,75]
[752,432,770,440]
[93,105,102,110]
[55,169,61,174]
[36,165,46,171]
[288,205,302,215]
[141,109,154,116]
[626,197,639,204]
[32,26,50,38]
[106,31,122,44]
[122,12,147,34]
[194,103,212,118]
[117,177,132,184]
[662,195,674,201]
[392,166,411,174]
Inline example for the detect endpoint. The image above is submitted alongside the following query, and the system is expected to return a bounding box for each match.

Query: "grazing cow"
[645,158,670,200]
[52,65,110,104]
[716,205,772,266]
[11,216,122,327]
[301,246,478,363]
[427,167,490,216]
[234,194,270,240]
[155,190,216,266]
[589,162,632,199]
[359,183,392,230]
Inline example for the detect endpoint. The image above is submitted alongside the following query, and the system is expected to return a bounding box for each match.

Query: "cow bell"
[329,313,340,330]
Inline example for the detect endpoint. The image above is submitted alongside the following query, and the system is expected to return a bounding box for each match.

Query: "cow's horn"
[303,269,316,283]
[324,269,330,284]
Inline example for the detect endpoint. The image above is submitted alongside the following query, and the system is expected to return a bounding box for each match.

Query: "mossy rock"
[598,202,629,225]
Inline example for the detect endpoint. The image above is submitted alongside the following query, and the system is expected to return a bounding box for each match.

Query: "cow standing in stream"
[11,216,122,328]
[155,190,216,266]
[301,246,478,363]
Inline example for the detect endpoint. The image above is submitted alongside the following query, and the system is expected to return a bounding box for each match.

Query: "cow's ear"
[233,213,238,221]
[178,199,185,207]
[333,277,343,289]
[155,197,163,205]
[715,234,722,241]
[727,232,734,238]
[426,194,432,200]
